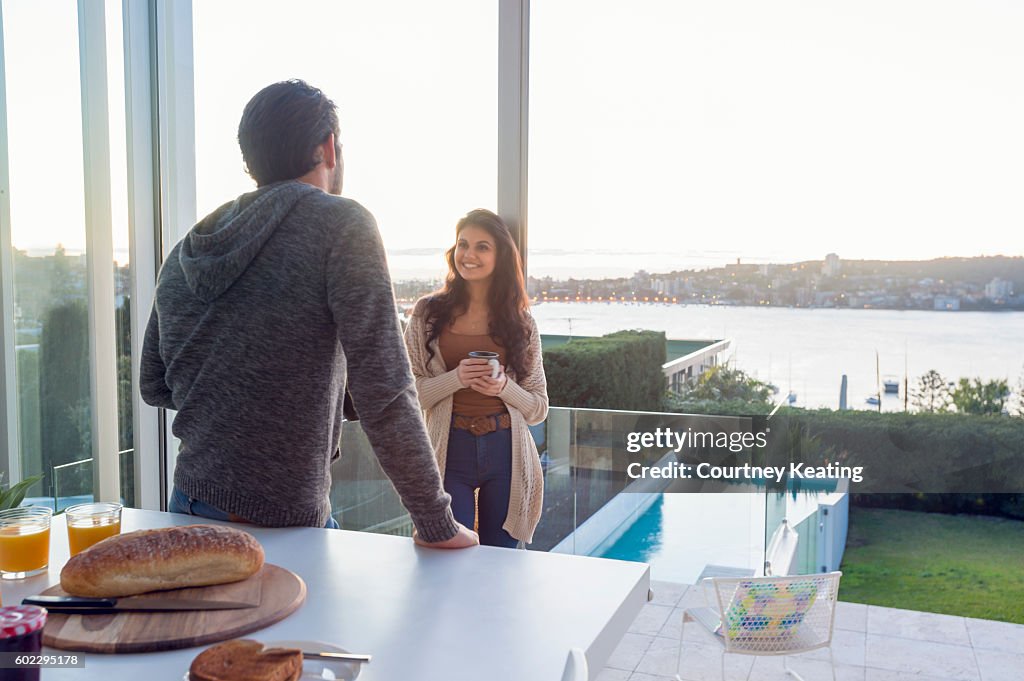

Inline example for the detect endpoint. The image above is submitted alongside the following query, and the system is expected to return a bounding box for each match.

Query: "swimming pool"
[592,488,846,583]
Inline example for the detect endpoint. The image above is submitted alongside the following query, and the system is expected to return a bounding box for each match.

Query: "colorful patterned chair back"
[711,572,841,654]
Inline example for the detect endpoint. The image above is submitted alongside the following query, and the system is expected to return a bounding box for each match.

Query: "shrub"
[543,330,666,412]
[782,409,1024,520]
[667,399,1024,520]
[666,365,776,416]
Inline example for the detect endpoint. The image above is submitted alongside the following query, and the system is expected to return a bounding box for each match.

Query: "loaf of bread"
[60,524,265,598]
[189,639,302,681]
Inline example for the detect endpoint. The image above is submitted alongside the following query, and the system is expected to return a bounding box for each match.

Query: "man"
[141,79,476,548]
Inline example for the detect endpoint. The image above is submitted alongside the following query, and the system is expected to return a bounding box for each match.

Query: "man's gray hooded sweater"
[141,181,459,542]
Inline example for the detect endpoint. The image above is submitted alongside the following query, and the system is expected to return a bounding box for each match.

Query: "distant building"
[823,253,841,277]
[660,338,732,392]
[934,295,961,311]
[651,276,683,296]
[814,291,838,307]
[984,278,1014,302]
[725,259,756,274]
[631,270,651,290]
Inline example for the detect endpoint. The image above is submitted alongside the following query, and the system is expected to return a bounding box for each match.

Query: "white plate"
[183,640,361,681]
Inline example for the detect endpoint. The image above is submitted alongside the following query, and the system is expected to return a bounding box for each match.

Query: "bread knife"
[22,595,258,613]
[297,651,372,663]
[255,644,372,664]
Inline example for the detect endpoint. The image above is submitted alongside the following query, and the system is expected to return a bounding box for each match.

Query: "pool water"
[593,493,767,584]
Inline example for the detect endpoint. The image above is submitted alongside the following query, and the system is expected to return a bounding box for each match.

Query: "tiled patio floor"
[600,580,1024,681]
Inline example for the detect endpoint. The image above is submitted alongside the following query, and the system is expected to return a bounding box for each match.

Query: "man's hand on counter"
[413,522,480,549]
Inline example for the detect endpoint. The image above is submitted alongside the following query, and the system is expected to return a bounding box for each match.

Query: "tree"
[115,297,133,452]
[951,377,1010,416]
[665,364,777,415]
[911,370,952,413]
[683,365,775,404]
[50,243,79,301]
[1014,367,1024,418]
[39,299,91,496]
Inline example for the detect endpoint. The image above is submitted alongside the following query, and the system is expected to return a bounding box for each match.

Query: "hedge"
[673,401,1024,519]
[787,409,1024,519]
[543,330,666,412]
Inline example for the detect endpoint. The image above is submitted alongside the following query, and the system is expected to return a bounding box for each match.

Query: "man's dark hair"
[237,79,340,186]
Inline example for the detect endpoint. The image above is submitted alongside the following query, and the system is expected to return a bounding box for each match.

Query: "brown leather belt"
[453,413,512,436]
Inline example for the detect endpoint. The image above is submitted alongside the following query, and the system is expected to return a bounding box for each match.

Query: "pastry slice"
[189,639,302,681]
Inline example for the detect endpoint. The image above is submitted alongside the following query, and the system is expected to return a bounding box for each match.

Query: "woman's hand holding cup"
[468,368,507,396]
[460,351,506,394]
[457,358,495,387]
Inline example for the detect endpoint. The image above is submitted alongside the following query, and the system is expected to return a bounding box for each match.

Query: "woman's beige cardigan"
[403,298,548,543]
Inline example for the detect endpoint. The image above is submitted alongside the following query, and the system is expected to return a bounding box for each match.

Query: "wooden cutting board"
[41,563,306,654]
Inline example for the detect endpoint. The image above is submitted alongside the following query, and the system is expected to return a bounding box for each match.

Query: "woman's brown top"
[438,327,509,417]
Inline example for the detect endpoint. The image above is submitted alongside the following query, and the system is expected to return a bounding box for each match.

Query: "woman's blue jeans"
[169,487,340,529]
[444,423,519,548]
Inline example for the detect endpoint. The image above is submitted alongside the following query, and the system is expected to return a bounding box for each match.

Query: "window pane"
[529,1,1024,579]
[2,0,133,507]
[3,0,91,505]
[193,0,498,295]
[192,0,498,530]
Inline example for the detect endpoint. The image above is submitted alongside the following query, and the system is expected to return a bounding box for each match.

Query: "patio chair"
[675,571,842,681]
[561,647,588,681]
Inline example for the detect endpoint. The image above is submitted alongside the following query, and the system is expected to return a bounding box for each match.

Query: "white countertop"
[2,509,649,680]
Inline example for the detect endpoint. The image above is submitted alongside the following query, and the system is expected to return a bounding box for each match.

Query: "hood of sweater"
[179,180,319,302]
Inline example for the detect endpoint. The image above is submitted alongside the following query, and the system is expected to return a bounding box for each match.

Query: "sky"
[3,0,1024,276]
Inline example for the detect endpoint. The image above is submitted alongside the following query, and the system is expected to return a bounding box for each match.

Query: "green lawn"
[839,507,1024,624]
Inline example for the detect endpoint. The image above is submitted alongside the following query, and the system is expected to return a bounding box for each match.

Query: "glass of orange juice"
[0,507,53,579]
[65,502,122,556]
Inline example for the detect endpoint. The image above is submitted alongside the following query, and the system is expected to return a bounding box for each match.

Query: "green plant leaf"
[0,474,44,511]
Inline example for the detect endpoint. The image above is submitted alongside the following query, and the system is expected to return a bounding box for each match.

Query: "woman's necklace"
[465,317,488,333]
[456,310,489,334]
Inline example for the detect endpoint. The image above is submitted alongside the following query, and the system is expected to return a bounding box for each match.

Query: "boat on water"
[865,395,881,406]
[883,375,900,394]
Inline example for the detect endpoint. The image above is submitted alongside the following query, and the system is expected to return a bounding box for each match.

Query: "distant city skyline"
[385,249,1024,282]
[19,244,1024,284]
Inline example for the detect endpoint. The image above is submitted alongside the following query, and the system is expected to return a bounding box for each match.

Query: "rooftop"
[540,335,725,363]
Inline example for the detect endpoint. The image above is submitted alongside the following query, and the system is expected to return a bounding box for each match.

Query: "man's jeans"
[444,423,519,548]
[169,487,340,529]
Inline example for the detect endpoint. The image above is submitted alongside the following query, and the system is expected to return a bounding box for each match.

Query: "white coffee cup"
[468,351,501,378]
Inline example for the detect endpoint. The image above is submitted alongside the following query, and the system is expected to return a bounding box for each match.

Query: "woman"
[405,209,547,547]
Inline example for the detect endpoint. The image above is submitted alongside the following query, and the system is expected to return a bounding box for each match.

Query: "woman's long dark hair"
[423,209,532,378]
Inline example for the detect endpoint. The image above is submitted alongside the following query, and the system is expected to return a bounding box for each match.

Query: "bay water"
[531,302,1024,410]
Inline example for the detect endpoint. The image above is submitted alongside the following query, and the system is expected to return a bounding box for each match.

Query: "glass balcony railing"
[15,412,844,580]
[330,427,416,536]
[332,407,852,581]
[51,457,93,511]
[22,448,136,511]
